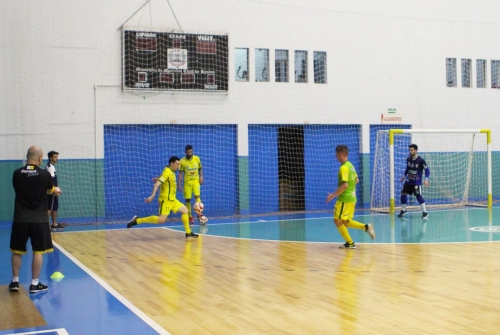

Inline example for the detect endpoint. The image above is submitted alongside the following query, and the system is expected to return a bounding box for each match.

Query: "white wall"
[2,0,500,158]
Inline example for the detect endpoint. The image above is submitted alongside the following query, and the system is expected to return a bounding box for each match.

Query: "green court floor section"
[175,207,500,244]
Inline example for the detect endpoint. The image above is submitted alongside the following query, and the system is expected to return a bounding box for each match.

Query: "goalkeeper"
[398,144,430,219]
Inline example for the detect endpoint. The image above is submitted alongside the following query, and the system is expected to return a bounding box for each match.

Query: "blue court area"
[0,229,166,335]
[1,206,499,334]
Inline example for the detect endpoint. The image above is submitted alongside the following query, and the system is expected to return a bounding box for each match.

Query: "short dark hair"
[185,145,193,151]
[169,156,180,165]
[409,144,418,150]
[48,151,59,159]
[336,145,349,155]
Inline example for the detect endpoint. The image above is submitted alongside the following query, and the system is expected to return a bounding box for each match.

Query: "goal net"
[371,129,492,213]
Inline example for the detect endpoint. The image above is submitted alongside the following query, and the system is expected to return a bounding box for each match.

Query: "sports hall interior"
[2,1,500,334]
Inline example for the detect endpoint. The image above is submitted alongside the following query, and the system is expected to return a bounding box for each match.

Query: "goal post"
[371,129,492,214]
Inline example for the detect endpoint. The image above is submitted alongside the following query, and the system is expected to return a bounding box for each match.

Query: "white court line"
[159,226,368,244]
[159,226,500,245]
[6,329,69,335]
[52,241,171,335]
[179,227,500,245]
[162,206,493,229]
[54,206,497,243]
[52,205,495,233]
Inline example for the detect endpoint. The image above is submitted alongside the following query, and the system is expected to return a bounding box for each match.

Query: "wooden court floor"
[52,224,500,335]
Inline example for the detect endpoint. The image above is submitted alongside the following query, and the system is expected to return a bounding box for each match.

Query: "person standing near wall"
[9,146,61,293]
[178,145,204,224]
[46,151,63,230]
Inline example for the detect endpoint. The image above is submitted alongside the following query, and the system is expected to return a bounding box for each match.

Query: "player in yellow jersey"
[178,145,204,224]
[127,156,198,238]
[326,145,375,248]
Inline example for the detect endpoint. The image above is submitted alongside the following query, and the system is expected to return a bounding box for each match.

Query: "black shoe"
[29,282,48,293]
[185,231,199,238]
[9,281,19,292]
[127,215,138,228]
[397,210,408,218]
[339,242,356,249]
[422,212,429,220]
[50,223,65,230]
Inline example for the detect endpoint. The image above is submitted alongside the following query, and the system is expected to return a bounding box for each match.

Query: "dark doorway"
[278,126,305,211]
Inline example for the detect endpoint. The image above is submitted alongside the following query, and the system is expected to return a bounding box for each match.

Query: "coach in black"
[9,146,61,293]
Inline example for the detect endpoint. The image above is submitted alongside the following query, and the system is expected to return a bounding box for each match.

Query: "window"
[294,50,308,83]
[275,49,289,82]
[476,59,486,88]
[446,58,457,87]
[255,49,269,82]
[235,48,249,82]
[314,51,327,84]
[461,59,471,88]
[491,60,500,88]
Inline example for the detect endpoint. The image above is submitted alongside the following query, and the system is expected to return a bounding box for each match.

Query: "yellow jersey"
[337,161,358,203]
[180,155,202,182]
[158,166,177,201]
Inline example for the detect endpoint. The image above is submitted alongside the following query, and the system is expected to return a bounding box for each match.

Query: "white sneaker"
[366,223,376,240]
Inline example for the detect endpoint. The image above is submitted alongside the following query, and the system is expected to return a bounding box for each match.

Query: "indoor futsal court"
[4,0,500,334]
[1,206,500,334]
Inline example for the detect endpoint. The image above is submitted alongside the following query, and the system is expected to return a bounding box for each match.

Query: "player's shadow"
[400,218,427,243]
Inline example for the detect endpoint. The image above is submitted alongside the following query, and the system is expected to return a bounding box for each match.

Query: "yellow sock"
[137,216,159,224]
[346,219,366,230]
[337,224,353,244]
[181,213,191,234]
[186,202,192,217]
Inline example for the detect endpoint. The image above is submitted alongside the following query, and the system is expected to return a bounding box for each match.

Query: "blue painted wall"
[5,124,500,225]
[248,125,363,214]
[104,125,238,219]
[248,125,279,213]
[304,125,362,211]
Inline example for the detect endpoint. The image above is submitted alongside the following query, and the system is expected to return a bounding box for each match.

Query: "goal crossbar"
[386,129,492,213]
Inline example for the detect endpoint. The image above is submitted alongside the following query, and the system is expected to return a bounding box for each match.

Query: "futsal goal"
[371,129,492,213]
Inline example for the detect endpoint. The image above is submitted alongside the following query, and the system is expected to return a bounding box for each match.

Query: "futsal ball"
[193,202,204,214]
[199,215,208,225]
